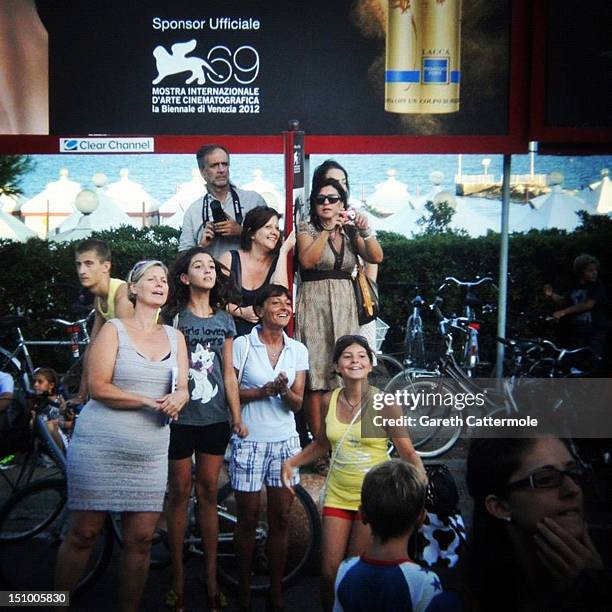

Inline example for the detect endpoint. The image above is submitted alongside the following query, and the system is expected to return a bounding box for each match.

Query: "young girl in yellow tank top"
[282,335,426,612]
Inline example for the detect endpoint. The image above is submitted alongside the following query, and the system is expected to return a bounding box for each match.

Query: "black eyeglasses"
[315,194,342,205]
[506,465,585,491]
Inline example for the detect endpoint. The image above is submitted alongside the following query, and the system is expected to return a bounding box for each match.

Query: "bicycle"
[0,409,115,596]
[111,464,321,595]
[385,299,538,458]
[435,276,497,377]
[403,287,427,369]
[0,312,92,398]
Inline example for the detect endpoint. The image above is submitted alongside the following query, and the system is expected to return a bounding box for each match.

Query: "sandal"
[200,579,227,611]
[165,589,184,612]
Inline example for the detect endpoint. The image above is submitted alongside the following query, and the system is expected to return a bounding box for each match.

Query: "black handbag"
[353,265,379,326]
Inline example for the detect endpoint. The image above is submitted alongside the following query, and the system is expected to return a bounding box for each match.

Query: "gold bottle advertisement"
[385,0,461,114]
[385,1,421,113]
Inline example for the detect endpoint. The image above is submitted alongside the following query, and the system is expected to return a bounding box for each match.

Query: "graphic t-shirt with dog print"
[173,308,236,426]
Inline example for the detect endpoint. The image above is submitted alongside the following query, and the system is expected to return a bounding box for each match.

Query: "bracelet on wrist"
[359,228,372,239]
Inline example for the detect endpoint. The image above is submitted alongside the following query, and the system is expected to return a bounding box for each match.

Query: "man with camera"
[179,144,266,259]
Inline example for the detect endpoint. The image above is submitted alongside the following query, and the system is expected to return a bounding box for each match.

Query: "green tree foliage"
[416,200,463,235]
[0,155,34,197]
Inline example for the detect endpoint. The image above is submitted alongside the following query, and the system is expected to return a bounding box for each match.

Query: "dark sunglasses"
[315,194,342,205]
[506,465,585,490]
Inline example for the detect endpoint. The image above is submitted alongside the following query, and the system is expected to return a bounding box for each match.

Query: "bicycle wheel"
[369,353,404,392]
[216,482,321,594]
[385,374,462,458]
[0,478,114,596]
[110,507,171,569]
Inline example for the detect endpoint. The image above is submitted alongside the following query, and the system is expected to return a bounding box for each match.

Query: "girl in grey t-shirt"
[162,247,248,612]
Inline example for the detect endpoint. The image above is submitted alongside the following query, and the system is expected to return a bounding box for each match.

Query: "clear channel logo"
[59,138,154,153]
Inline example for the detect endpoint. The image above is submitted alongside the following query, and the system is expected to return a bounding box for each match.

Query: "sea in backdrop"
[18,153,612,204]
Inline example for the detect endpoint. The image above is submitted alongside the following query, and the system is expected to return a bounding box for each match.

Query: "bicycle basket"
[375,318,390,353]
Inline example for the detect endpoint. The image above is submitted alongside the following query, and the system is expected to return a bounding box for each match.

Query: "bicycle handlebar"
[437,276,497,293]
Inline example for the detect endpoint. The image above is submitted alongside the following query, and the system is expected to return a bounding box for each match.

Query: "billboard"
[0,0,529,152]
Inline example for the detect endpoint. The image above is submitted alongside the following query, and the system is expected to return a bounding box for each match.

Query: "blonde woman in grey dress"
[296,177,382,441]
[55,260,189,612]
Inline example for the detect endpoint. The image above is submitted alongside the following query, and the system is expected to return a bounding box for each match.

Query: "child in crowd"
[32,367,73,451]
[333,460,444,612]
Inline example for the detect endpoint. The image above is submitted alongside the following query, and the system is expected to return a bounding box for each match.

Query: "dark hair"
[573,253,599,277]
[361,460,426,543]
[196,144,230,170]
[254,283,291,310]
[240,206,282,253]
[163,247,241,319]
[332,335,374,364]
[466,438,575,610]
[75,239,111,262]
[34,367,59,393]
[308,178,349,231]
[312,159,350,197]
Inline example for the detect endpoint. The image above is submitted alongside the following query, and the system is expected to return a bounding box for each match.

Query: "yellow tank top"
[324,387,389,511]
[95,278,125,321]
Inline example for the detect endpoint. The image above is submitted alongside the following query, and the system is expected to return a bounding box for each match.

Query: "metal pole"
[496,153,512,379]
[283,120,304,337]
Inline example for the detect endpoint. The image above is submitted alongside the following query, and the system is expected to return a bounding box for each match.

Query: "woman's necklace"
[266,342,284,358]
[341,390,362,413]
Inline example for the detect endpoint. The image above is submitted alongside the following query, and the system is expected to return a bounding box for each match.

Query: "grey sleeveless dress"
[67,319,177,512]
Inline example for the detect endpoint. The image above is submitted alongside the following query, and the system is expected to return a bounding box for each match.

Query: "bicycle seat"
[0,315,25,330]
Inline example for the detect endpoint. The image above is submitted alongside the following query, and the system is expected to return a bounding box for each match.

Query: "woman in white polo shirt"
[231,283,309,611]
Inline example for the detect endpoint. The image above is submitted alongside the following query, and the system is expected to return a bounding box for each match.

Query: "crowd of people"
[2,143,609,612]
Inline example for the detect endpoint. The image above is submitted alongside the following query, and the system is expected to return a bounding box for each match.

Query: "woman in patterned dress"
[55,260,189,612]
[296,177,382,440]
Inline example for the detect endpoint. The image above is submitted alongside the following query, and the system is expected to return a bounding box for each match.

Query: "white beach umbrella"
[158,168,206,216]
[586,169,612,214]
[367,169,414,215]
[20,168,81,237]
[514,184,593,232]
[106,169,160,215]
[242,169,282,210]
[0,193,23,215]
[0,209,37,241]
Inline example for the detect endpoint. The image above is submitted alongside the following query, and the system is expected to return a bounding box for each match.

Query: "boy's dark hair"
[163,247,241,320]
[196,144,230,170]
[74,239,111,262]
[361,460,426,543]
[254,283,291,310]
[240,206,282,253]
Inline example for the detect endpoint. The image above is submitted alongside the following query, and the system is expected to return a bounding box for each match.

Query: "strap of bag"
[321,388,363,497]
[356,266,375,318]
[237,335,251,385]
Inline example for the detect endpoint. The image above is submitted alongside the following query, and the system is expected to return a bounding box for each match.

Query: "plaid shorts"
[230,435,301,492]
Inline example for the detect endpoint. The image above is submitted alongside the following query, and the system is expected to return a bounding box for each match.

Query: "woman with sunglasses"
[296,177,382,442]
[466,437,609,611]
[281,335,424,612]
[55,260,189,611]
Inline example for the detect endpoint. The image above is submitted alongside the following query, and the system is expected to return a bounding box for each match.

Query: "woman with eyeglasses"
[281,335,424,612]
[296,176,382,443]
[466,437,609,611]
[218,205,295,337]
[55,260,189,612]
